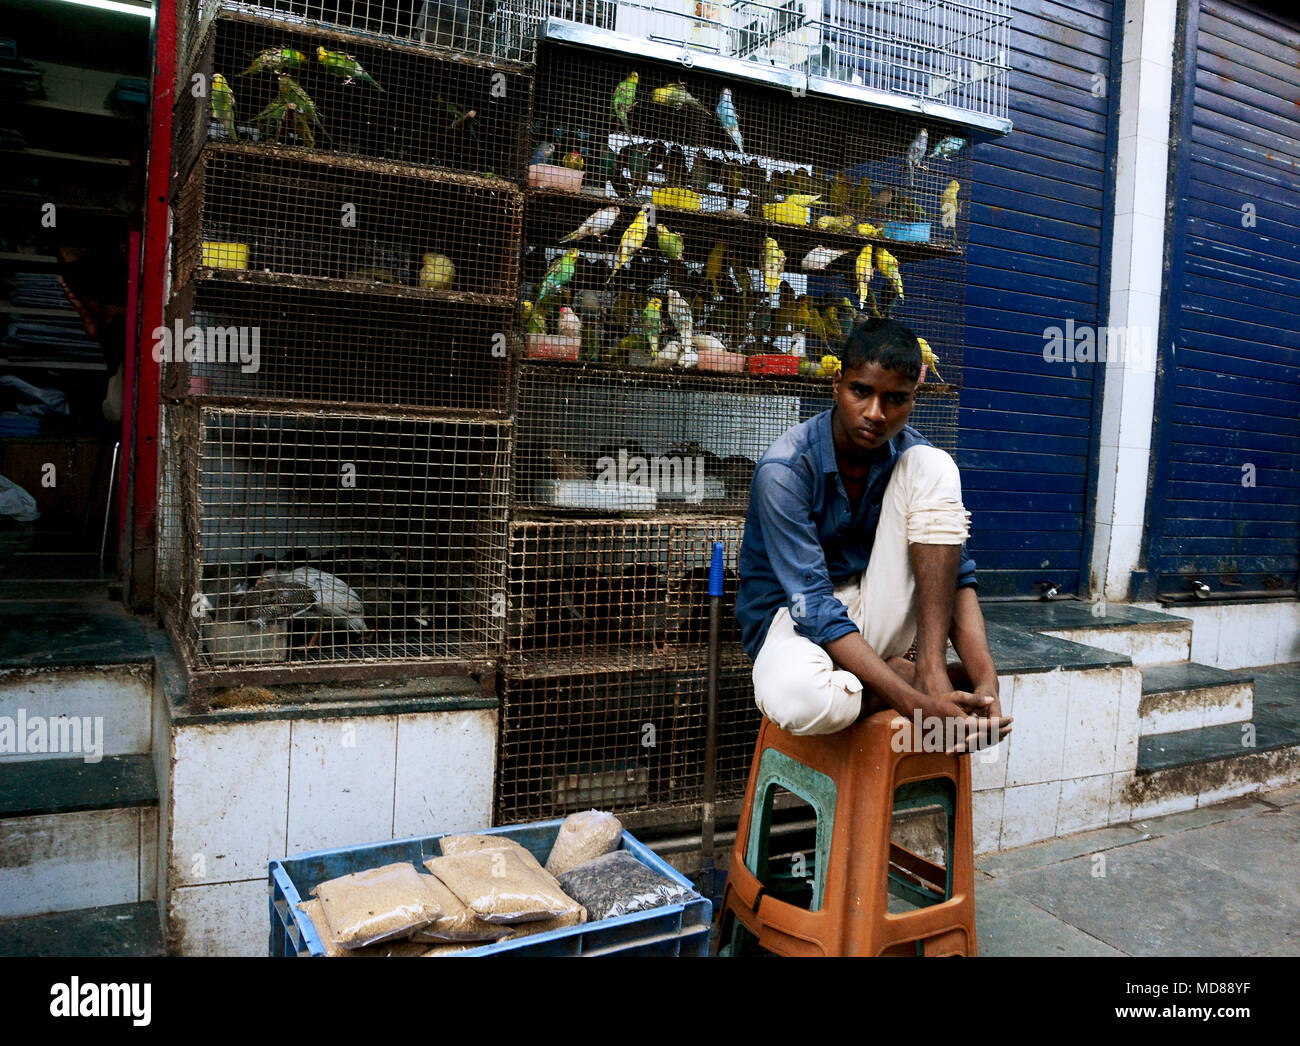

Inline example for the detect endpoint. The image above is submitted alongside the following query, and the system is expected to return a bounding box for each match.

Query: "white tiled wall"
[0,665,152,762]
[1133,600,1300,669]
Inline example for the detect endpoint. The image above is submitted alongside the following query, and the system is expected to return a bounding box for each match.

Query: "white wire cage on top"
[534,0,1011,129]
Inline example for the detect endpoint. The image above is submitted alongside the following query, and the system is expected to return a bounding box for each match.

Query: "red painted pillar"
[124,0,175,610]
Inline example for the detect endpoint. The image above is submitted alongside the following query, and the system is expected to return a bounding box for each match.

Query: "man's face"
[831,359,917,454]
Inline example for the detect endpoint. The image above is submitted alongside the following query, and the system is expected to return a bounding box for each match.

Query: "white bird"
[692,333,728,354]
[256,566,367,645]
[800,245,848,271]
[559,205,619,243]
[557,306,582,338]
[664,289,693,348]
[656,339,682,367]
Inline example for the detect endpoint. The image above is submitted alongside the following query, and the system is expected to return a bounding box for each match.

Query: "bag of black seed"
[556,850,697,921]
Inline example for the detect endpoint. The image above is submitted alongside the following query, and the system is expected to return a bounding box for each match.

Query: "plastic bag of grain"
[556,850,696,921]
[295,899,429,957]
[424,849,583,924]
[312,862,441,948]
[437,833,546,871]
[410,872,511,943]
[544,809,624,876]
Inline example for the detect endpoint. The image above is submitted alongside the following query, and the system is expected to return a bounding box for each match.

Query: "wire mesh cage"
[160,274,513,412]
[518,43,969,394]
[513,361,957,514]
[504,516,745,669]
[178,0,540,78]
[174,11,533,187]
[172,144,522,298]
[157,403,511,689]
[495,660,758,823]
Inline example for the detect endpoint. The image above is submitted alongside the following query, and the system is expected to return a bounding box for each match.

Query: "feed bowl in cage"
[528,164,583,192]
[201,241,248,269]
[202,620,287,664]
[748,354,800,376]
[525,334,581,360]
[882,221,932,243]
[538,480,658,512]
[695,347,746,373]
[651,187,702,213]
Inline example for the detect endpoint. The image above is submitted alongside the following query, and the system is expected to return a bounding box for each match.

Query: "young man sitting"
[737,318,1011,752]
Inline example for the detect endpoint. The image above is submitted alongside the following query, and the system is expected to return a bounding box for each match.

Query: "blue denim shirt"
[737,409,977,660]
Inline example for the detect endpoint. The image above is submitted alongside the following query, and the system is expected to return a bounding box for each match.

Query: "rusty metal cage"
[174,11,533,187]
[160,274,513,412]
[495,660,758,823]
[172,144,522,297]
[513,361,957,514]
[504,516,745,669]
[157,403,511,690]
[518,42,969,395]
[178,0,540,78]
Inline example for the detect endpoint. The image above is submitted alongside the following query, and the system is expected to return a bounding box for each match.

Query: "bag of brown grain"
[410,872,511,943]
[312,862,441,948]
[437,833,546,871]
[295,899,429,957]
[424,849,583,925]
[544,809,624,876]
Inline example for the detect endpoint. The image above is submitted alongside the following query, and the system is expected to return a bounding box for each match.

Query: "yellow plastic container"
[201,241,249,270]
[652,187,702,212]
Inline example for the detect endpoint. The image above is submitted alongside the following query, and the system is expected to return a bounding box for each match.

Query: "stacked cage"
[159,1,530,698]
[495,38,973,824]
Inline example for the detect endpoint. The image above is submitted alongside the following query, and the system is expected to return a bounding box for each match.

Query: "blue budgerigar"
[716,88,744,154]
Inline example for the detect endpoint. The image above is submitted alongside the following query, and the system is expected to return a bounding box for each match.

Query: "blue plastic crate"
[269,819,712,957]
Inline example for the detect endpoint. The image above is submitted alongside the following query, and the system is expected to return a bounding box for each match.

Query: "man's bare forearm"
[824,631,925,716]
[949,586,997,693]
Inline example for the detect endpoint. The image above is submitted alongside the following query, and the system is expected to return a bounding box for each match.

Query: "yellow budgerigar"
[941,179,960,224]
[917,336,944,382]
[607,204,651,283]
[854,245,873,309]
[762,237,785,295]
[876,247,903,302]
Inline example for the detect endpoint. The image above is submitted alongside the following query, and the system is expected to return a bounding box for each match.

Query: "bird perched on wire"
[241,47,305,76]
[876,247,904,304]
[801,245,847,271]
[641,296,662,357]
[247,566,368,649]
[530,141,555,167]
[211,73,236,139]
[316,46,384,90]
[607,204,651,285]
[560,205,618,244]
[929,136,966,161]
[556,305,582,339]
[917,336,944,382]
[716,88,744,153]
[560,148,584,171]
[419,252,455,290]
[664,289,693,351]
[653,80,709,113]
[855,245,873,309]
[254,75,321,147]
[612,71,639,135]
[656,223,684,263]
[762,237,785,295]
[538,247,580,303]
[941,179,960,222]
[905,128,928,185]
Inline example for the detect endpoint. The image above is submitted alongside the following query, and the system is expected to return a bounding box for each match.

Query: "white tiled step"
[0,664,153,762]
[1139,662,1254,736]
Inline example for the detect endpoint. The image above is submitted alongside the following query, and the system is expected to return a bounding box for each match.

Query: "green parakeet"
[211,73,235,139]
[316,46,384,91]
[537,248,579,304]
[656,224,684,262]
[641,297,662,356]
[241,47,305,76]
[652,81,708,113]
[612,71,639,135]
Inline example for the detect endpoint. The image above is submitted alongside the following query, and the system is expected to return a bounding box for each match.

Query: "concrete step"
[1139,662,1254,736]
[0,901,164,957]
[1128,663,1300,819]
[0,754,158,919]
[982,601,1192,666]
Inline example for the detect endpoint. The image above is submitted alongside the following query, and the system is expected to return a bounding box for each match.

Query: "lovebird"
[317,46,384,90]
[241,47,305,76]
[855,245,873,309]
[560,206,618,243]
[418,252,455,290]
[560,148,584,171]
[537,248,580,303]
[656,224,684,262]
[641,297,662,356]
[941,179,960,219]
[607,204,651,283]
[664,289,693,348]
[211,73,235,139]
[612,71,639,134]
[917,336,944,382]
[762,237,785,295]
[929,136,966,161]
[876,247,904,302]
[653,81,708,112]
[716,88,744,153]
[800,245,846,271]
[905,127,928,185]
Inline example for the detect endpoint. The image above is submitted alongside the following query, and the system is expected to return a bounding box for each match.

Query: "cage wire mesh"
[175,11,533,188]
[172,145,522,297]
[177,0,540,76]
[161,274,512,412]
[504,517,745,669]
[519,43,968,393]
[495,659,758,823]
[156,404,511,686]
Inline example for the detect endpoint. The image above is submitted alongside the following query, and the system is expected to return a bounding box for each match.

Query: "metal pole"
[699,539,724,899]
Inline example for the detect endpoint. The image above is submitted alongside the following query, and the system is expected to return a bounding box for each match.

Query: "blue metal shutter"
[961,0,1118,597]
[1144,0,1300,599]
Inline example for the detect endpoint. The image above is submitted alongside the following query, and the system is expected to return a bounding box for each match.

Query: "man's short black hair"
[840,317,922,382]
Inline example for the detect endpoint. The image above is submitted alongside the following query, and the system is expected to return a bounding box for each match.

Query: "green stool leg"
[744,748,838,912]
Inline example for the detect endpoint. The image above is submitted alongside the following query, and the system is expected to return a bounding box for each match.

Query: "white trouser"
[751,444,971,736]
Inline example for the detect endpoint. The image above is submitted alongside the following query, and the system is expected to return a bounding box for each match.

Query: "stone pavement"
[975,784,1300,956]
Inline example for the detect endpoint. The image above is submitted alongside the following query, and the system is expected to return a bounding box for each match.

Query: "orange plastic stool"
[719,710,977,957]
